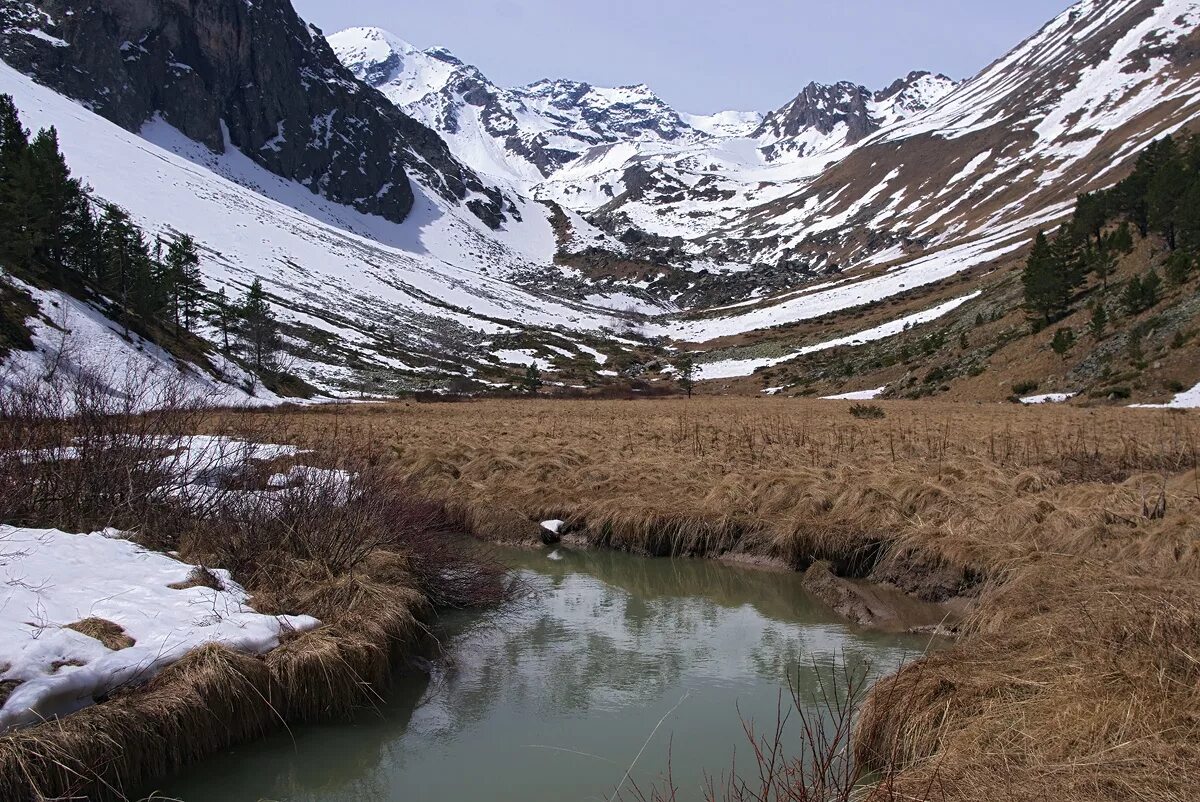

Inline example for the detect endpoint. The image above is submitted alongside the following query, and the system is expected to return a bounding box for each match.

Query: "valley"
[0,0,1198,800]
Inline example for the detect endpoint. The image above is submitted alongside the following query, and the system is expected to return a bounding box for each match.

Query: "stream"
[153,545,932,801]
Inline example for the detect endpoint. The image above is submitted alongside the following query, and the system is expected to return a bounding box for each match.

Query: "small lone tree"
[1051,327,1075,358]
[521,362,542,395]
[676,353,697,398]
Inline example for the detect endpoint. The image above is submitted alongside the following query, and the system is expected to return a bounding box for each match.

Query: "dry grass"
[246,397,1200,802]
[63,619,135,652]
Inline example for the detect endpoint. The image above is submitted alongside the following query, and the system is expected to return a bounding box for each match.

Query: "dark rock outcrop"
[755,81,876,145]
[0,0,509,226]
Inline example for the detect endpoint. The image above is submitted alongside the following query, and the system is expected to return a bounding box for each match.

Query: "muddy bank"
[524,519,974,634]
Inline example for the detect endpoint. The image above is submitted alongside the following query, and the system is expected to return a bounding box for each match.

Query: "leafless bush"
[624,659,936,802]
[0,363,508,613]
[170,462,508,611]
[0,364,212,532]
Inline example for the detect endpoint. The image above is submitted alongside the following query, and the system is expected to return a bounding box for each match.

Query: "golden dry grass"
[63,619,135,652]
[257,397,1200,802]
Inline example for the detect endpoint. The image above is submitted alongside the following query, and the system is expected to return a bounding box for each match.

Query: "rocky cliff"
[0,0,510,226]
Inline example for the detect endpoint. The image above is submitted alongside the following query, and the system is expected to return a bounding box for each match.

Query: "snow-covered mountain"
[328,26,757,183]
[1,0,1198,400]
[328,26,955,193]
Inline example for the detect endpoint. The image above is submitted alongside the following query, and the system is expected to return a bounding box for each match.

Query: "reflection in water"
[155,546,929,802]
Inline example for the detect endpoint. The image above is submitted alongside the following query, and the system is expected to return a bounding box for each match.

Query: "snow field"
[0,525,319,730]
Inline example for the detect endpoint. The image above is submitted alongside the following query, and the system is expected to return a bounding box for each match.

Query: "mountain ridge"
[0,0,1197,406]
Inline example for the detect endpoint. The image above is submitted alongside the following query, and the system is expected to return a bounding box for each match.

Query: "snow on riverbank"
[0,525,319,731]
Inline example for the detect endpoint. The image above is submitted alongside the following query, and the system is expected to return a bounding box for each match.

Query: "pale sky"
[293,0,1074,114]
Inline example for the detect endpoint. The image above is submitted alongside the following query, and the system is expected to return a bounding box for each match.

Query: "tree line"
[1023,133,1198,326]
[0,94,281,372]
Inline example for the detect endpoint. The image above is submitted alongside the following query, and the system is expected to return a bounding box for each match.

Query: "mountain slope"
[699,0,1200,271]
[0,61,640,393]
[2,0,1198,407]
[0,0,514,227]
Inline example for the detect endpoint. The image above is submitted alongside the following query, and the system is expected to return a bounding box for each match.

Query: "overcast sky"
[293,0,1074,114]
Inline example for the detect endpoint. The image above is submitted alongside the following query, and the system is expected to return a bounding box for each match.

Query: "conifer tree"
[1122,275,1145,315]
[208,288,236,355]
[24,127,77,272]
[96,205,151,332]
[675,353,697,398]
[1165,250,1193,285]
[1141,268,1161,308]
[1022,231,1069,323]
[521,362,542,395]
[1050,327,1075,358]
[1073,192,1107,248]
[0,96,32,266]
[1088,245,1117,290]
[1089,301,1107,339]
[1106,222,1134,254]
[1146,140,1188,249]
[239,279,280,371]
[166,234,203,331]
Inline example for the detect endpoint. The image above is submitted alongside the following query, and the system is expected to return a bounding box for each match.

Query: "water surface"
[155,546,930,802]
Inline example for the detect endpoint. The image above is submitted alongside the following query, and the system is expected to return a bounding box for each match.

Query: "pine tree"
[1123,275,1145,315]
[0,96,32,266]
[24,127,79,273]
[1176,181,1200,253]
[675,353,697,398]
[1073,192,1107,248]
[1089,302,1107,339]
[60,190,98,280]
[1165,250,1193,285]
[1052,229,1087,291]
[1106,222,1134,254]
[0,94,27,164]
[1050,327,1075,358]
[1022,231,1069,323]
[1141,268,1161,308]
[239,279,280,371]
[96,204,152,333]
[1088,245,1117,290]
[166,234,203,331]
[1146,140,1188,249]
[521,362,542,395]
[208,288,236,354]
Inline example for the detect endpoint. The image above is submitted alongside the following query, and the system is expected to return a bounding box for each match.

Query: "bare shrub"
[623,659,934,802]
[849,404,886,420]
[0,364,211,532]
